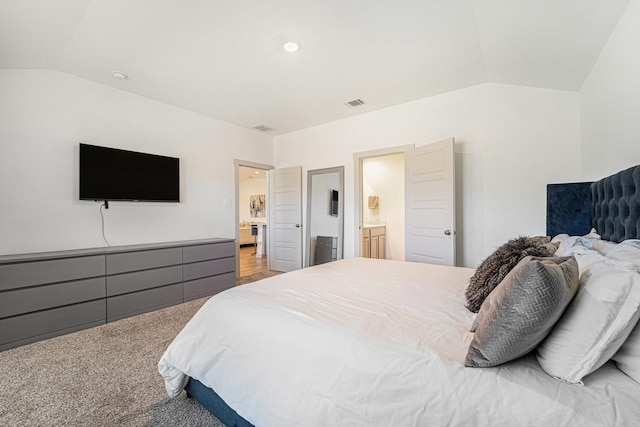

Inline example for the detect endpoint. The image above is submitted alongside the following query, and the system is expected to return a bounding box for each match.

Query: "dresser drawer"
[106,247,182,274]
[183,257,235,281]
[106,265,182,297]
[183,241,235,263]
[106,283,183,322]
[184,272,235,301]
[0,255,105,292]
[0,277,106,318]
[0,300,106,350]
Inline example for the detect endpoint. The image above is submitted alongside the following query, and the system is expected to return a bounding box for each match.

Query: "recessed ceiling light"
[254,171,260,175]
[112,71,128,80]
[283,40,301,53]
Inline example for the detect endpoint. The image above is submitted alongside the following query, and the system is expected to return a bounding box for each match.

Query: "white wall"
[6,66,616,267]
[274,83,581,268]
[0,69,273,255]
[580,0,640,179]
[239,177,268,224]
[362,153,405,261]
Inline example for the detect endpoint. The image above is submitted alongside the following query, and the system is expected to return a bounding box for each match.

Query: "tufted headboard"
[547,165,640,243]
[591,165,640,242]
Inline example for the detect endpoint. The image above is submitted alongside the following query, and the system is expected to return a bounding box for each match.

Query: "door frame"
[234,159,274,278]
[353,144,414,257]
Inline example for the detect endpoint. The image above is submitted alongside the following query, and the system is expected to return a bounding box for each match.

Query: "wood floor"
[239,245,269,277]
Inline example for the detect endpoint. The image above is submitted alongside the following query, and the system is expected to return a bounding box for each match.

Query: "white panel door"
[268,166,303,272]
[405,138,456,265]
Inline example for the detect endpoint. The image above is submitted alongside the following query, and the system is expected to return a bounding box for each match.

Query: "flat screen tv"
[330,189,339,216]
[79,143,180,202]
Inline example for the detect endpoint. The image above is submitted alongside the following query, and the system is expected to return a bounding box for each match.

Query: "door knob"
[295,224,301,228]
[444,229,452,235]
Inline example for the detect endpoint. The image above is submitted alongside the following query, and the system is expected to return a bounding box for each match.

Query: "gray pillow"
[465,236,556,313]
[465,256,579,368]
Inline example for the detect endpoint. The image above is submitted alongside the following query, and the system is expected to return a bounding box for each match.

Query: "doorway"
[354,139,456,265]
[361,153,405,260]
[235,161,272,278]
[355,145,411,261]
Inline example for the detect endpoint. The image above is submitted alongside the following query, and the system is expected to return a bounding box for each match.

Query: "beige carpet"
[0,270,280,426]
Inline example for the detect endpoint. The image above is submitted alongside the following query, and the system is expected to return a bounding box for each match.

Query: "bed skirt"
[185,377,254,427]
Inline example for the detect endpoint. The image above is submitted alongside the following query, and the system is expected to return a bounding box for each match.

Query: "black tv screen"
[79,143,180,202]
[330,189,339,216]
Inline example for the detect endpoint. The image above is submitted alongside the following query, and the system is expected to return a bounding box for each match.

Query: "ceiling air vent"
[251,123,274,132]
[345,98,365,107]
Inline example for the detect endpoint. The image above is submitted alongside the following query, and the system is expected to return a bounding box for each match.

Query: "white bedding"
[158,257,640,426]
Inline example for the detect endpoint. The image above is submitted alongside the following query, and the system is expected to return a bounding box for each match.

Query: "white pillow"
[606,239,640,266]
[554,236,606,274]
[613,322,640,384]
[551,228,600,246]
[592,239,618,255]
[551,233,570,244]
[582,228,602,240]
[536,259,640,384]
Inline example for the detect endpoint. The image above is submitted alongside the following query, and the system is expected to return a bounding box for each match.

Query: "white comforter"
[158,258,640,426]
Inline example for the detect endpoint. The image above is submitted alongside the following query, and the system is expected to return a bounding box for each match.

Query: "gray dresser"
[0,238,235,351]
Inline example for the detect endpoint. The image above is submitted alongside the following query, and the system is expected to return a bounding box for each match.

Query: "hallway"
[238,245,268,277]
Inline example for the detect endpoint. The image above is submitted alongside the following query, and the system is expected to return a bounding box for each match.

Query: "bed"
[159,165,640,426]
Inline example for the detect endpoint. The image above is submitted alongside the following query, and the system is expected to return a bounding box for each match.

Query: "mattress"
[158,257,640,426]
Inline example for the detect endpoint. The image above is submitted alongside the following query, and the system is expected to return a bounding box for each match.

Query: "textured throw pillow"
[613,323,640,384]
[465,236,556,313]
[465,256,579,368]
[536,259,640,384]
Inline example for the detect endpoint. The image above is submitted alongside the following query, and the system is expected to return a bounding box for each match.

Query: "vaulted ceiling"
[0,0,631,135]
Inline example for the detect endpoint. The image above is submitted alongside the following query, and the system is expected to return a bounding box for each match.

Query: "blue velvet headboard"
[546,182,593,238]
[547,165,640,243]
